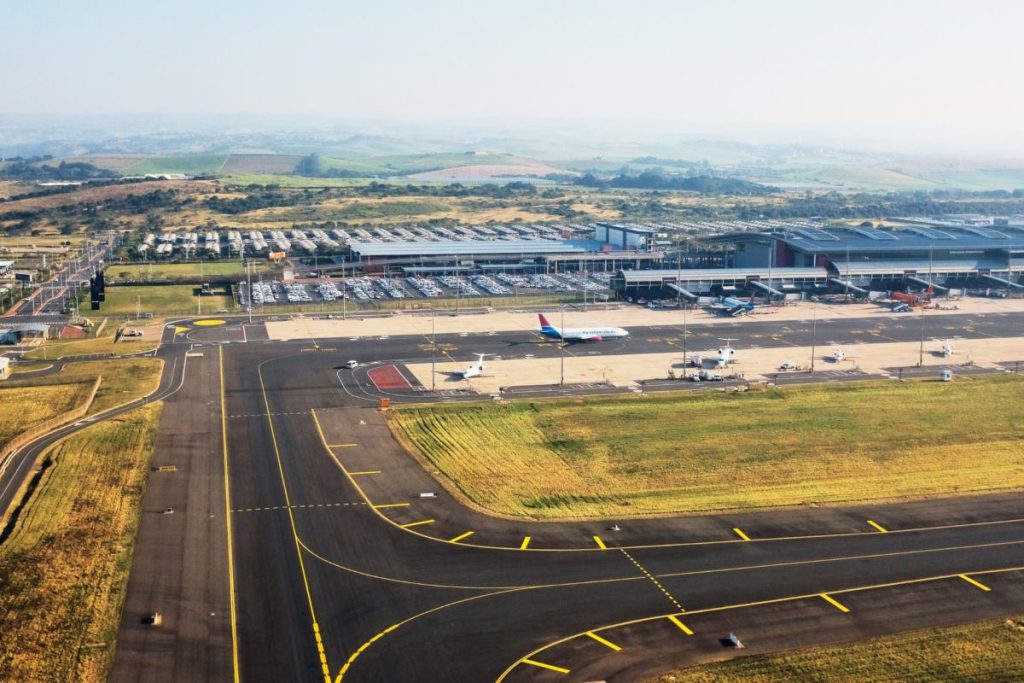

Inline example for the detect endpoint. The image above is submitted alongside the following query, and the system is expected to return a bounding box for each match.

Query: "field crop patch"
[388,376,1024,518]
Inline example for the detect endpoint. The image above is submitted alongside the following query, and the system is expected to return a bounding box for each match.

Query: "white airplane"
[537,314,628,342]
[715,338,737,368]
[459,354,487,379]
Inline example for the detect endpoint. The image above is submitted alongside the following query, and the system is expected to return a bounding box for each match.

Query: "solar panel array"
[905,226,957,240]
[957,226,1010,239]
[791,227,840,241]
[847,226,898,241]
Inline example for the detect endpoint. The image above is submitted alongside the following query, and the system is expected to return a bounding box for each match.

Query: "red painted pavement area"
[367,364,412,391]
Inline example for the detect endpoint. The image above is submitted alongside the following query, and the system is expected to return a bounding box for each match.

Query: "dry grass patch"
[52,359,163,415]
[653,616,1024,682]
[389,376,1024,518]
[0,382,95,444]
[0,403,162,682]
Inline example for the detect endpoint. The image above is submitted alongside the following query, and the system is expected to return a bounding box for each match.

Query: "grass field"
[82,284,235,317]
[0,382,95,445]
[0,403,162,682]
[389,376,1024,518]
[107,260,277,282]
[653,616,1024,682]
[25,318,162,360]
[52,359,163,415]
[124,154,228,175]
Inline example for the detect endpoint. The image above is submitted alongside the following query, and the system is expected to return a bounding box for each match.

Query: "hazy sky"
[4,0,1023,152]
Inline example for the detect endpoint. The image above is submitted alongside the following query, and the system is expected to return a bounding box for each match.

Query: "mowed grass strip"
[0,403,163,682]
[650,615,1024,682]
[82,284,235,317]
[388,376,1024,518]
[0,382,94,444]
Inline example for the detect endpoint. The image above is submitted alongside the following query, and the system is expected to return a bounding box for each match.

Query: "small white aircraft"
[941,340,953,357]
[459,354,488,379]
[830,348,846,362]
[537,314,628,342]
[715,338,737,368]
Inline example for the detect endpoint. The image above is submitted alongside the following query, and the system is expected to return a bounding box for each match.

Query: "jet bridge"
[906,275,949,293]
[979,273,1024,290]
[828,278,870,296]
[749,280,784,297]
[665,282,698,300]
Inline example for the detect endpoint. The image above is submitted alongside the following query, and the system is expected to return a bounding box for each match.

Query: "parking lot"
[236,271,612,307]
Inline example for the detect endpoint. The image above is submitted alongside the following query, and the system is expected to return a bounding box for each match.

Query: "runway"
[113,310,1024,682]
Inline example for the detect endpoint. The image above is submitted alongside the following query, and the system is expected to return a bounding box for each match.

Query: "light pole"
[431,305,437,393]
[559,306,565,386]
[810,299,817,372]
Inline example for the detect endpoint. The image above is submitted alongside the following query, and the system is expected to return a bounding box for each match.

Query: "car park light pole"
[559,306,565,386]
[810,299,817,373]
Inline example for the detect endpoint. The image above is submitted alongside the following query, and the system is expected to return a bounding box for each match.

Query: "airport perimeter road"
[205,340,1024,683]
[0,345,187,529]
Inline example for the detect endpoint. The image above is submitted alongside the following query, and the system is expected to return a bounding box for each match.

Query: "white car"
[343,360,359,369]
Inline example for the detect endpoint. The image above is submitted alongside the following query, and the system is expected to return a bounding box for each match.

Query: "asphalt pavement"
[43,308,1016,682]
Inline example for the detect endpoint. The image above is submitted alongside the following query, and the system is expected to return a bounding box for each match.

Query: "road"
[104,310,1024,682]
[2,239,112,317]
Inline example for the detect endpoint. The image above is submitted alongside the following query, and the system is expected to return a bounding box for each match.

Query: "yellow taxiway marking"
[959,574,992,592]
[521,658,570,674]
[219,348,240,682]
[258,365,331,682]
[520,536,532,550]
[620,548,684,611]
[373,502,410,509]
[593,535,607,550]
[585,631,621,651]
[667,614,694,635]
[497,565,1024,682]
[348,470,381,476]
[328,443,359,448]
[194,318,226,326]
[820,593,850,613]
[867,520,889,533]
[449,531,475,544]
[733,527,751,541]
[400,519,435,529]
[174,326,189,334]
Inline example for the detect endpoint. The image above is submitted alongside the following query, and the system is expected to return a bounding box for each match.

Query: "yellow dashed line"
[400,519,435,529]
[620,548,684,612]
[959,574,992,592]
[449,531,475,544]
[593,535,607,550]
[521,658,570,674]
[667,614,694,635]
[733,527,751,541]
[348,470,381,476]
[520,536,532,550]
[328,443,359,448]
[373,502,410,509]
[867,520,888,533]
[585,631,621,651]
[820,593,850,613]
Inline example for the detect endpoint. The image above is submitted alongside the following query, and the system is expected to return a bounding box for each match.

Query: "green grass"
[107,260,277,282]
[0,403,162,682]
[52,359,164,415]
[388,376,1024,518]
[124,154,228,176]
[652,616,1024,682]
[82,284,235,317]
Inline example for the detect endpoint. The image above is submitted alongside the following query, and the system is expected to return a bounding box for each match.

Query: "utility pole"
[246,257,252,324]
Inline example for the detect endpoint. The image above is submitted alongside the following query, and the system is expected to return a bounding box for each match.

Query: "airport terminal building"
[613,224,1024,300]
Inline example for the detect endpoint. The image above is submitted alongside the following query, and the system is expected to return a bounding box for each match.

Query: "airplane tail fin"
[538,313,560,338]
